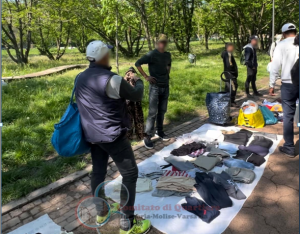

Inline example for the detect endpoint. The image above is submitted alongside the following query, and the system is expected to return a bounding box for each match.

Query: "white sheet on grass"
[106,124,282,234]
[8,214,61,234]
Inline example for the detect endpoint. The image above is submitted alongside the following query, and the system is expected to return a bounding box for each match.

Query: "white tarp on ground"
[8,214,61,234]
[106,124,282,234]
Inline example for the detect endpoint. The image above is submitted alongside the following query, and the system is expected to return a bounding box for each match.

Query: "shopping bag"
[259,106,278,125]
[51,74,91,157]
[206,92,231,125]
[238,108,265,128]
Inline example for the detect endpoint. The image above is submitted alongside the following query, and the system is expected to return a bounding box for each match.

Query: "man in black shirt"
[221,43,238,106]
[244,35,262,98]
[135,34,172,149]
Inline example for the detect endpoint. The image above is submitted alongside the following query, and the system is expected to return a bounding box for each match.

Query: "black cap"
[249,35,258,41]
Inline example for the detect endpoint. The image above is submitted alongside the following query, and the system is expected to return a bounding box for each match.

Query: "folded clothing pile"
[164,156,195,171]
[223,129,253,146]
[191,156,222,171]
[206,144,230,158]
[181,196,220,223]
[208,171,246,200]
[239,136,273,157]
[223,158,255,170]
[163,170,190,177]
[138,162,163,180]
[152,189,192,197]
[114,178,153,193]
[156,176,195,193]
[195,172,233,209]
[234,150,266,166]
[225,167,255,184]
[171,142,206,156]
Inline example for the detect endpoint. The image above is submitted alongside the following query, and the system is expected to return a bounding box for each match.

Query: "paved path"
[1,80,299,234]
[2,64,88,82]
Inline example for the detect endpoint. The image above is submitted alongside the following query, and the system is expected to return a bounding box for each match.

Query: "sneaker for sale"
[155,131,170,141]
[253,92,263,97]
[279,146,296,158]
[143,135,154,149]
[96,203,120,226]
[120,218,151,234]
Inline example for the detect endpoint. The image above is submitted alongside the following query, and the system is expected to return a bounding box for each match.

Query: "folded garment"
[181,196,220,223]
[152,189,192,197]
[223,158,255,170]
[156,176,195,193]
[207,147,230,158]
[218,142,239,154]
[186,168,204,178]
[223,129,253,146]
[189,148,205,158]
[252,132,277,140]
[208,171,246,200]
[164,156,195,171]
[238,145,269,157]
[191,156,221,171]
[225,167,256,184]
[195,172,233,209]
[249,136,273,149]
[114,178,153,193]
[234,150,266,166]
[138,162,163,179]
[163,170,190,177]
[171,142,206,156]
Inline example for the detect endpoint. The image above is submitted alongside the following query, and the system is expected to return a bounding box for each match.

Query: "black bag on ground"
[206,72,231,125]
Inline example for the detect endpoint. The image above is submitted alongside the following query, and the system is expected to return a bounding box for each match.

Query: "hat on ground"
[249,35,258,41]
[157,34,168,42]
[281,23,296,33]
[86,40,113,62]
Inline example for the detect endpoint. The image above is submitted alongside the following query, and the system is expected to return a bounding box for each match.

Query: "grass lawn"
[1,41,270,204]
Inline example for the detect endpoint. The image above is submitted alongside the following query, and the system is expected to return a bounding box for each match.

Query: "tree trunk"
[205,32,209,50]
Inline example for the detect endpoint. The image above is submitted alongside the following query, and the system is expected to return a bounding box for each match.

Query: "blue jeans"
[281,83,299,152]
[223,158,255,170]
[145,85,169,136]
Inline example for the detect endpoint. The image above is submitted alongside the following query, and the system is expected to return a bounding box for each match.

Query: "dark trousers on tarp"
[281,83,299,153]
[91,135,138,230]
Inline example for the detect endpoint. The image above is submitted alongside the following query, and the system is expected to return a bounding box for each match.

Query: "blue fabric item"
[51,74,91,157]
[223,158,255,170]
[259,106,278,125]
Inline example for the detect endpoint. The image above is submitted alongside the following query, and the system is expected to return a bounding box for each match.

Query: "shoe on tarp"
[96,202,120,226]
[120,218,151,234]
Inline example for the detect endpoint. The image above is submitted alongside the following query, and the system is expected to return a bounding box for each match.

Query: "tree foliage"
[1,0,299,64]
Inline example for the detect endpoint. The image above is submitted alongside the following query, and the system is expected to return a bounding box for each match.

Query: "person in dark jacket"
[221,43,238,106]
[75,40,151,234]
[135,34,172,149]
[244,35,262,98]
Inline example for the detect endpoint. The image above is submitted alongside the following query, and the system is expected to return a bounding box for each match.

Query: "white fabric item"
[270,37,298,87]
[8,214,61,234]
[106,75,122,99]
[106,124,282,234]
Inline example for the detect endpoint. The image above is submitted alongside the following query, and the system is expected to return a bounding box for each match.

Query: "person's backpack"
[291,58,299,86]
[267,41,277,56]
[51,73,91,157]
[240,49,246,65]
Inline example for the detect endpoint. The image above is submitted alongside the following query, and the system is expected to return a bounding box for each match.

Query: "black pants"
[281,83,299,153]
[245,67,258,94]
[145,85,169,136]
[91,135,138,230]
[225,78,238,103]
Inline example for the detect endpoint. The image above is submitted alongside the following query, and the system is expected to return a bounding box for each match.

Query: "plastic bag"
[259,106,278,125]
[238,108,265,128]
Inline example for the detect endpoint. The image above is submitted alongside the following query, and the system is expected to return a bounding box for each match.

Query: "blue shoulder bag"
[51,73,91,157]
